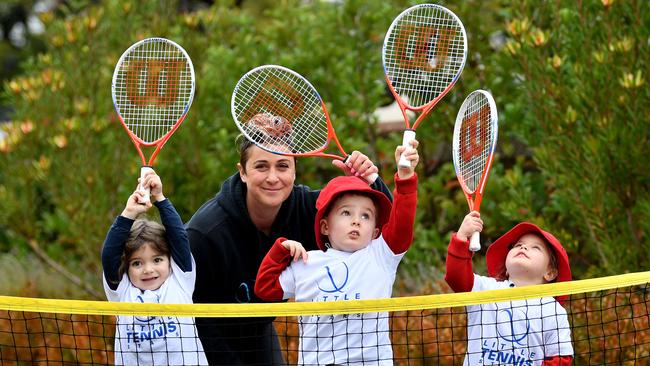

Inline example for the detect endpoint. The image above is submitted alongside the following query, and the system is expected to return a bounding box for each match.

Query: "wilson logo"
[241,75,305,124]
[394,25,457,71]
[125,60,185,107]
[461,105,490,162]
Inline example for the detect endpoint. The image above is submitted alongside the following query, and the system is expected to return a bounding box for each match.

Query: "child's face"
[320,194,380,253]
[127,243,171,291]
[505,233,558,285]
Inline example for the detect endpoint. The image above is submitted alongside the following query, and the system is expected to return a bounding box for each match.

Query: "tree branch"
[28,239,103,299]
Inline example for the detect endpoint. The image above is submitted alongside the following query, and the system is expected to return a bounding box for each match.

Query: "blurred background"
[0,0,648,300]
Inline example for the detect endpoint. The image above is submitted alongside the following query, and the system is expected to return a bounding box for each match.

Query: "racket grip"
[138,166,154,204]
[398,129,416,168]
[366,172,379,184]
[469,231,481,252]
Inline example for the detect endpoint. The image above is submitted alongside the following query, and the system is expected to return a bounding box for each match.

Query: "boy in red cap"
[255,141,419,365]
[446,211,574,366]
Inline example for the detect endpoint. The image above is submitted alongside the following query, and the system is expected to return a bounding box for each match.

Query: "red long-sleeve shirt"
[445,233,573,365]
[255,173,418,301]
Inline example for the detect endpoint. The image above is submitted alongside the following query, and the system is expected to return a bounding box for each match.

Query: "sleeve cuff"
[448,233,473,259]
[394,173,418,194]
[115,215,135,228]
[268,237,291,263]
[153,197,171,208]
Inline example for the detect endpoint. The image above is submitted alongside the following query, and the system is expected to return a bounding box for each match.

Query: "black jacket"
[186,172,391,365]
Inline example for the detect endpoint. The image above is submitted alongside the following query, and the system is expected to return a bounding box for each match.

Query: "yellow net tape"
[1,271,647,317]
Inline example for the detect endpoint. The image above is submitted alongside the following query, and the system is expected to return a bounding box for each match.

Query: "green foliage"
[495,0,650,276]
[0,0,647,298]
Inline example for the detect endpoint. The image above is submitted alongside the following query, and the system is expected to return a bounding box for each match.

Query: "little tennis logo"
[496,308,530,345]
[317,262,349,293]
[133,293,160,323]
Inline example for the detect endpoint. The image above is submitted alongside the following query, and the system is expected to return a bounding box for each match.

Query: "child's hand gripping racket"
[452,90,498,251]
[111,37,195,203]
[231,65,378,182]
[383,3,467,167]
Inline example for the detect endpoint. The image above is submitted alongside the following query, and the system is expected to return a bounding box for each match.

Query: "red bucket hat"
[486,222,572,304]
[314,176,392,251]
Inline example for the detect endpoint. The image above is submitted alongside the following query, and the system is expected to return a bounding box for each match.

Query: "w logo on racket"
[383,4,467,168]
[452,90,498,251]
[111,37,195,203]
[460,105,491,162]
[394,25,457,71]
[232,65,380,183]
[125,60,186,107]
[240,74,305,124]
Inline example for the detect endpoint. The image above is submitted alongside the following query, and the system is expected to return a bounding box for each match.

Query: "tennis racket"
[383,3,467,167]
[452,90,498,251]
[111,37,195,203]
[231,65,378,182]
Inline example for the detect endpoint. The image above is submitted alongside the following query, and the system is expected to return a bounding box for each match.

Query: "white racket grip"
[398,129,416,168]
[138,166,154,204]
[469,231,481,252]
[366,172,379,184]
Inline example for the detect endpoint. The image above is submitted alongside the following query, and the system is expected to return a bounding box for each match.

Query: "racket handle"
[138,166,154,204]
[342,155,379,184]
[469,231,481,252]
[398,129,416,168]
[366,172,379,184]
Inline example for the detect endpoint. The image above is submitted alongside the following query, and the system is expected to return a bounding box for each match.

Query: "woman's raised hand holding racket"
[231,65,379,183]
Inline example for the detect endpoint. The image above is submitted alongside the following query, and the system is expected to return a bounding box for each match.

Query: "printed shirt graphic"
[103,257,208,366]
[279,235,404,366]
[464,275,573,366]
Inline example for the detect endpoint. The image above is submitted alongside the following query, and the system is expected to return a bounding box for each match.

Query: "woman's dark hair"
[236,133,256,168]
[118,219,170,278]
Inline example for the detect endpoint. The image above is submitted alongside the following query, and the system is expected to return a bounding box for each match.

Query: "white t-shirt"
[279,235,404,366]
[464,275,573,366]
[103,257,208,366]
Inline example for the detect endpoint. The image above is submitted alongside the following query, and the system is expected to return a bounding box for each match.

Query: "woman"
[187,133,392,365]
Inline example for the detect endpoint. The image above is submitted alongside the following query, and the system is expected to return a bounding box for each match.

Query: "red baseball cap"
[486,222,572,304]
[314,176,392,251]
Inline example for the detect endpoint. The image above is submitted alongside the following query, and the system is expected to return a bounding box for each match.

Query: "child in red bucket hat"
[255,141,419,366]
[445,212,574,366]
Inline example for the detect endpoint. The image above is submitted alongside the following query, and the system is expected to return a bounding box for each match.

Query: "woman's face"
[238,145,296,211]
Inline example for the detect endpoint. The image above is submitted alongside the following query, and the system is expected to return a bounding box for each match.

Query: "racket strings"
[457,95,495,192]
[233,68,330,154]
[114,39,194,144]
[384,5,466,108]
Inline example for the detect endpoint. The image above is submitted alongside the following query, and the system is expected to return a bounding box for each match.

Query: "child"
[445,211,573,366]
[255,141,419,366]
[102,171,208,365]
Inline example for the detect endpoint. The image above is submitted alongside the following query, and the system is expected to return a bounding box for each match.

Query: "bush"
[494,0,650,276]
[1,0,647,299]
